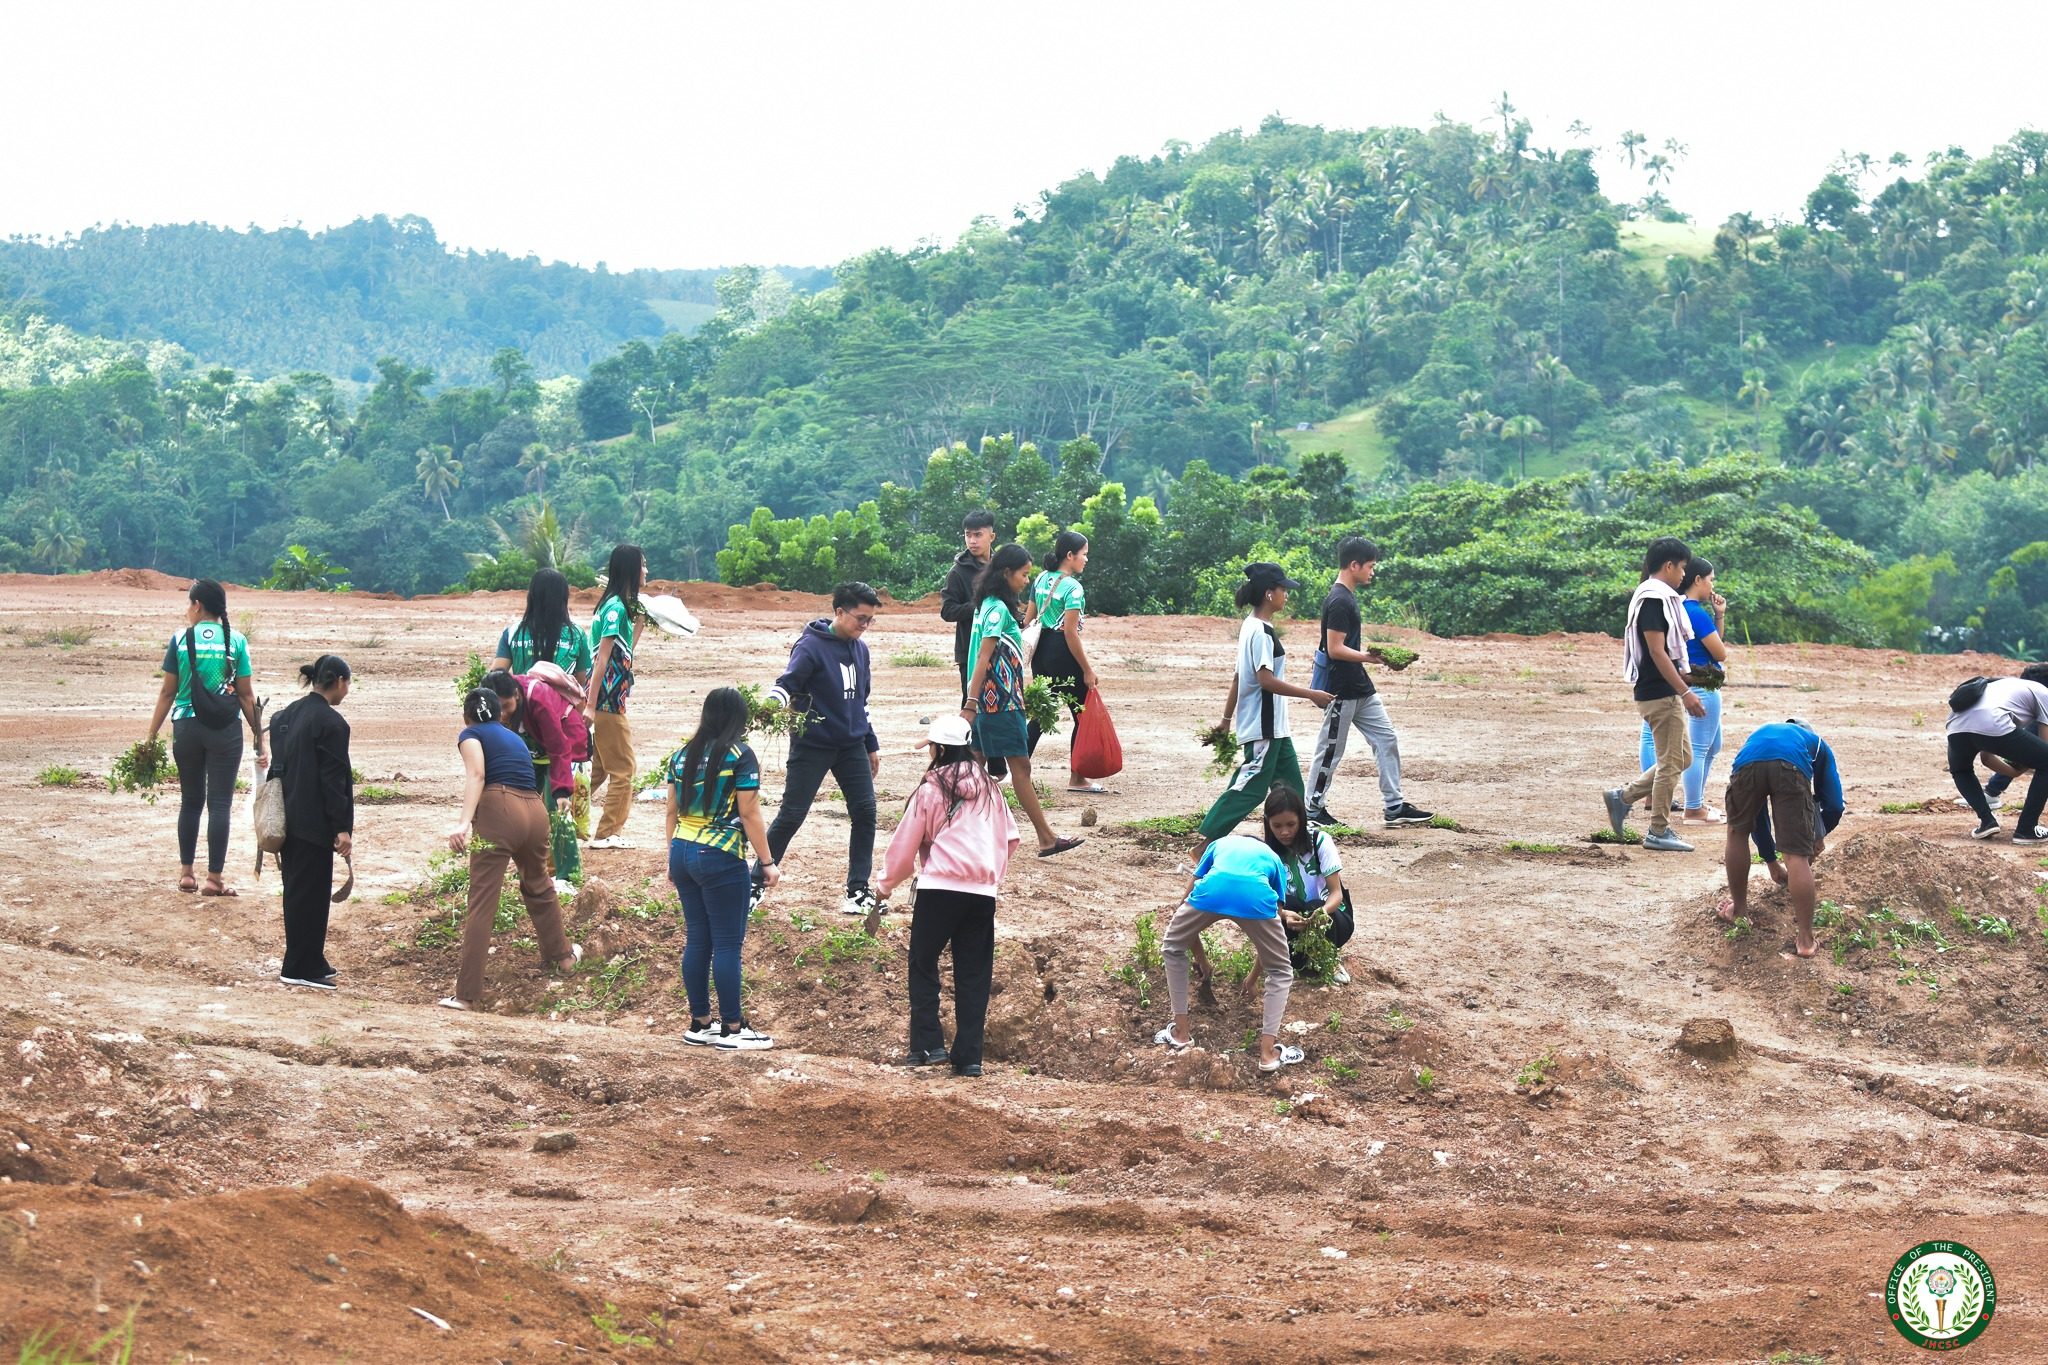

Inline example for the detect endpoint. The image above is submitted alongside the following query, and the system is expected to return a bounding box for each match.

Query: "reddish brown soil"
[2,575,2047,1361]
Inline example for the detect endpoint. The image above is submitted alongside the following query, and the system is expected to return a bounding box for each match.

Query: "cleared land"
[2,572,2046,1361]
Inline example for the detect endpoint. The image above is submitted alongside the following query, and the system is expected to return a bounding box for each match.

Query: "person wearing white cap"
[876,715,1020,1078]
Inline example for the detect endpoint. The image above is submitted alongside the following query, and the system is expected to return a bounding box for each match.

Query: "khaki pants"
[587,710,635,840]
[1161,905,1294,1036]
[1623,696,1693,836]
[458,786,571,1003]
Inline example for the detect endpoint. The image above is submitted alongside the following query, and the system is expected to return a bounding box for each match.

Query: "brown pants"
[587,710,635,839]
[1623,696,1693,836]
[457,785,571,1003]
[1161,905,1294,1035]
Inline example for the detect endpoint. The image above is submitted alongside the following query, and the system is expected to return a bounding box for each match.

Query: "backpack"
[249,698,286,875]
[183,626,243,731]
[1949,676,1992,712]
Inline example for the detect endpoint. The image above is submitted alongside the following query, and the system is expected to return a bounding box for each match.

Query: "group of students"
[147,521,2048,1068]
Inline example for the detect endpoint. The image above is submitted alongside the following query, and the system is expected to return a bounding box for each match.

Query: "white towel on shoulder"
[1621,578,1693,685]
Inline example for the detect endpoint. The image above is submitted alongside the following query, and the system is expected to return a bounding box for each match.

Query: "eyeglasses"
[849,614,876,628]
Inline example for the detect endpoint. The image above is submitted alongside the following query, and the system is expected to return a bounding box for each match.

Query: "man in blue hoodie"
[753,582,884,917]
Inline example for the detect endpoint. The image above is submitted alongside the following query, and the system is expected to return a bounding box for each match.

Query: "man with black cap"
[1194,561,1334,850]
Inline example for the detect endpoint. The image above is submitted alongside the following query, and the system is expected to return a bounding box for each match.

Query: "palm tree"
[1900,398,1957,473]
[1500,414,1543,480]
[1736,369,1773,446]
[1659,258,1697,330]
[415,444,462,521]
[32,512,86,570]
[1618,130,1647,169]
[518,441,555,495]
[1529,353,1571,438]
[1799,401,1858,463]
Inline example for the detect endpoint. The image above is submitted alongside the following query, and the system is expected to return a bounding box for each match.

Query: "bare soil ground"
[1,575,2045,1362]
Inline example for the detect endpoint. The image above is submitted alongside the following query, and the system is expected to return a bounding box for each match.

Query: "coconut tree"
[1500,414,1543,480]
[518,441,555,494]
[1659,257,1697,329]
[1737,369,1773,446]
[31,512,86,570]
[415,444,462,521]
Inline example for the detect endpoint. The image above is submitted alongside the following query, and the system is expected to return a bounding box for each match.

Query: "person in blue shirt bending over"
[1157,830,1305,1073]
[1716,718,1844,960]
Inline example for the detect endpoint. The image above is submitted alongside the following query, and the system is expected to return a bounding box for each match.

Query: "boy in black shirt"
[1305,537,1434,829]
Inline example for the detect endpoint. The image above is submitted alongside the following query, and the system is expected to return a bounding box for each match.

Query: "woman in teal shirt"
[144,580,264,895]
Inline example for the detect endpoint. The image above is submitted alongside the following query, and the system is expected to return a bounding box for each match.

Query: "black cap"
[1243,561,1302,593]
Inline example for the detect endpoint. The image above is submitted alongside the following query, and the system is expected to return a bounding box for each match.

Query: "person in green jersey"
[491,568,593,679]
[962,544,1083,860]
[585,545,644,848]
[145,580,264,896]
[1027,530,1105,793]
[490,567,591,882]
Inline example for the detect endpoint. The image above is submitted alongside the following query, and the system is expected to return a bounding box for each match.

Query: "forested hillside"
[7,114,2048,654]
[0,217,830,384]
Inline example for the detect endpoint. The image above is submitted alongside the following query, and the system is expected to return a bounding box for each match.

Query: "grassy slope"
[1276,406,1395,479]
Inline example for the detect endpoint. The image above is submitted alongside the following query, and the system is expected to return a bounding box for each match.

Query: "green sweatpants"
[1198,738,1302,840]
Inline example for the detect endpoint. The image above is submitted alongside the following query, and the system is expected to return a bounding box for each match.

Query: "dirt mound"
[0,1112,98,1185]
[1711,832,2048,1063]
[0,1174,751,1362]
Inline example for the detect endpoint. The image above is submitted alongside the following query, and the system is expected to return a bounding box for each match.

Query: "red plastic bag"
[1069,687,1123,781]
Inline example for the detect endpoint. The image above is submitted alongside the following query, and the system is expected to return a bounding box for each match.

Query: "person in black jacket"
[939,511,995,700]
[269,654,354,990]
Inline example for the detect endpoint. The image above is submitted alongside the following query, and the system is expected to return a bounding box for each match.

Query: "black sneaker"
[1306,809,1348,829]
[899,1047,951,1068]
[951,1062,983,1078]
[1385,803,1434,827]
[278,974,336,991]
[1972,820,2001,840]
[2015,827,2048,845]
[842,884,883,918]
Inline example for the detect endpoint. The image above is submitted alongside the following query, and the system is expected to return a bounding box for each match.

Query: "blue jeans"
[670,839,751,1024]
[1639,687,1722,809]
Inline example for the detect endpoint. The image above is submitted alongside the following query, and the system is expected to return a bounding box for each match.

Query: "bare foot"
[1779,940,1817,960]
[1766,861,1789,887]
[1715,897,1739,925]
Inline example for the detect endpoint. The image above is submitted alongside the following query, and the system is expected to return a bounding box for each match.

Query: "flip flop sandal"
[1067,784,1113,796]
[1153,1025,1192,1051]
[177,877,198,894]
[200,884,239,897]
[1037,836,1085,858]
[1257,1045,1306,1073]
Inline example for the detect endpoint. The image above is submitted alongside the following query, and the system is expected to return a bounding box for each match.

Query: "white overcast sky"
[9,1,2046,272]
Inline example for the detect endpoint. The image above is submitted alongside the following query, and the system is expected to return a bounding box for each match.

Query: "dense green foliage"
[11,113,2048,652]
[0,216,829,384]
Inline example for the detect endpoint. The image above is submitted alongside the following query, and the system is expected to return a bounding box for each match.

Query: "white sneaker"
[841,884,882,918]
[1332,964,1352,985]
[279,975,336,991]
[586,835,632,850]
[711,1021,774,1051]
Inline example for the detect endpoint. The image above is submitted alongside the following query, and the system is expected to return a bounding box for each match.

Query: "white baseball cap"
[926,715,973,747]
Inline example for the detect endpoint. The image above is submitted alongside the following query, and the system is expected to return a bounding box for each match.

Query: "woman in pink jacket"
[877,715,1019,1077]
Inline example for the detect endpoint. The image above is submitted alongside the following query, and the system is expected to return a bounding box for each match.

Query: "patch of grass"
[1107,910,1163,1010]
[1322,1056,1358,1082]
[1324,1011,1343,1033]
[590,1303,657,1349]
[1813,900,1845,928]
[23,624,97,648]
[1764,1351,1829,1365]
[352,634,387,650]
[1505,840,1564,854]
[1384,1005,1414,1032]
[358,784,403,803]
[1413,1066,1437,1092]
[1878,801,1925,815]
[1589,827,1642,845]
[1723,916,1754,942]
[35,765,83,787]
[1834,982,1856,996]
[1272,1099,1293,1116]
[1124,812,1205,837]
[1200,930,1257,985]
[1120,655,1156,673]
[1514,1050,1557,1089]
[801,926,886,968]
[889,648,945,668]
[1556,682,1587,695]
[615,883,674,921]
[16,1313,135,1364]
[1275,402,1395,480]
[1425,814,1462,831]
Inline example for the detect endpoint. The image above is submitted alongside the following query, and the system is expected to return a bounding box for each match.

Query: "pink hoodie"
[879,765,1020,899]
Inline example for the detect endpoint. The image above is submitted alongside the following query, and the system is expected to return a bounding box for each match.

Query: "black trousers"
[172,717,243,873]
[763,741,877,890]
[907,888,995,1065]
[279,836,335,980]
[1948,728,2048,831]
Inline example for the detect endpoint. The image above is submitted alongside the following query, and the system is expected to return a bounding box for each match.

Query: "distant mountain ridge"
[0,215,828,384]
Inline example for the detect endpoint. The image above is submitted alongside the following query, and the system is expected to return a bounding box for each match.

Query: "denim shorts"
[973,709,1030,759]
